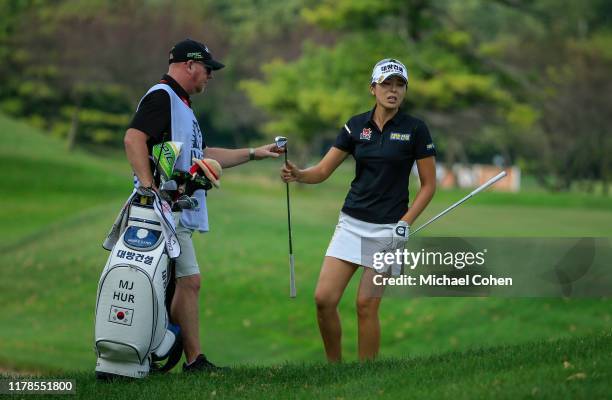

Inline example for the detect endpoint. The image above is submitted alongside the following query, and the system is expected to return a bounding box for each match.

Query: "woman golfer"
[281,58,436,362]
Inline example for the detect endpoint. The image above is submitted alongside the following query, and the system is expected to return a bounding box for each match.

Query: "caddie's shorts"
[173,213,200,278]
[325,212,401,274]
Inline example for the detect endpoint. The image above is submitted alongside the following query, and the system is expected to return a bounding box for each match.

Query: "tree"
[241,0,529,166]
[482,0,612,191]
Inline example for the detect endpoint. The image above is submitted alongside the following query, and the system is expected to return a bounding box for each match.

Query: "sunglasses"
[190,61,212,75]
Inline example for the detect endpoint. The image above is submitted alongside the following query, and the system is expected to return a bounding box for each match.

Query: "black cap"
[168,38,225,70]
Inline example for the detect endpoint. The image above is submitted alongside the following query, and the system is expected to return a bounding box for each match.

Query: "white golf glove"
[389,220,410,250]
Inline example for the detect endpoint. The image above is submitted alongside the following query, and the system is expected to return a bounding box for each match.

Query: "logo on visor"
[381,63,404,74]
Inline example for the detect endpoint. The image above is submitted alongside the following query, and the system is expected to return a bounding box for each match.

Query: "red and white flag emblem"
[360,128,372,140]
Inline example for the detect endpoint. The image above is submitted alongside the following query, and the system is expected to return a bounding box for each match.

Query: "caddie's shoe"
[183,354,227,373]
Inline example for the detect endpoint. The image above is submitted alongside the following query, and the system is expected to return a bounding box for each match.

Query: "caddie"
[124,38,282,372]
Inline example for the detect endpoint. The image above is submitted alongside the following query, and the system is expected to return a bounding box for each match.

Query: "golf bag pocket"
[95,263,168,365]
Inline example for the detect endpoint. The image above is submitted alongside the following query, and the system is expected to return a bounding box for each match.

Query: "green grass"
[0,114,611,397]
[1,115,131,241]
[3,333,610,399]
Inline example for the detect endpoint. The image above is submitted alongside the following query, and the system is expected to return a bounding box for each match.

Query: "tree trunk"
[601,147,610,196]
[66,94,82,152]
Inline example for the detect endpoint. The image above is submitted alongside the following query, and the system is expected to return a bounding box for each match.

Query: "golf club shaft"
[284,149,296,298]
[411,171,507,235]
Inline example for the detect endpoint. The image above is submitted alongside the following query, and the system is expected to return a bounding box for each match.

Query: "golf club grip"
[285,182,293,254]
[469,171,507,196]
[289,254,296,298]
[284,147,293,254]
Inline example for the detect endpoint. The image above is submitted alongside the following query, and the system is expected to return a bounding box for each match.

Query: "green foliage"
[214,0,306,39]
[0,0,610,189]
[241,0,612,191]
[301,0,399,29]
[242,0,522,158]
[529,32,612,190]
[0,0,223,148]
[0,0,123,146]
[241,38,373,141]
[504,103,539,130]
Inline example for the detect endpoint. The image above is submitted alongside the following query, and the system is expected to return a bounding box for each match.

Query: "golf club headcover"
[189,158,222,189]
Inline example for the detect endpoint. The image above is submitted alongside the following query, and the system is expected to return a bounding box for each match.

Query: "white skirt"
[325,212,401,274]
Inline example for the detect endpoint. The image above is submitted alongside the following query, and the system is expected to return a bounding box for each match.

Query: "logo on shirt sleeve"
[360,128,372,140]
[426,143,435,150]
[390,132,411,141]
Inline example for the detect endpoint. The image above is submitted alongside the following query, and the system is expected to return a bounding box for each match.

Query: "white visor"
[371,58,408,85]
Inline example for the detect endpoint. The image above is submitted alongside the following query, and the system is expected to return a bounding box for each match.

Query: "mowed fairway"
[0,115,611,398]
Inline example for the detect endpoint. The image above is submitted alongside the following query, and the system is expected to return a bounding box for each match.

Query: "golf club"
[411,171,507,235]
[159,180,178,204]
[160,180,178,192]
[275,135,296,298]
[173,195,199,211]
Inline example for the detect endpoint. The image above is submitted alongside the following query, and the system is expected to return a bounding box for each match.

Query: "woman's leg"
[314,256,358,362]
[356,267,385,361]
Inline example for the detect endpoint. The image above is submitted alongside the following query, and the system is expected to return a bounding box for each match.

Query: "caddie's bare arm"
[206,144,283,168]
[281,147,349,184]
[124,128,155,188]
[400,156,436,225]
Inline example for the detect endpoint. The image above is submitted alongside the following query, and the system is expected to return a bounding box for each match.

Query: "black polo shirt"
[333,107,436,224]
[128,74,206,153]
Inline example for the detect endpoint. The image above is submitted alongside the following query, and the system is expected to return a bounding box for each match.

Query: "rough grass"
[3,333,610,399]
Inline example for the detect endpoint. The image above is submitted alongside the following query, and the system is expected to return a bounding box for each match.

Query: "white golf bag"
[95,193,182,379]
